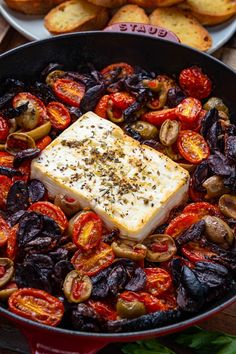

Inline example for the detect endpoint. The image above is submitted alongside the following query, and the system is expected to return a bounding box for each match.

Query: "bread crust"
[128,0,184,7]
[87,0,127,8]
[4,0,56,15]
[108,4,149,24]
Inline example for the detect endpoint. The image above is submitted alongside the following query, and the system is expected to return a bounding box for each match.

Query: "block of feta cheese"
[31,112,189,242]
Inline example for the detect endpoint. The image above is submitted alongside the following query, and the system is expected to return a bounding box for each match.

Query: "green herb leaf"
[122,339,175,354]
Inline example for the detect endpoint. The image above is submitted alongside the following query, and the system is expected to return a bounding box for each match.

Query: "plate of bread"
[0,0,235,53]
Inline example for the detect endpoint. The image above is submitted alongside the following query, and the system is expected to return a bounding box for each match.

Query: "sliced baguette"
[108,4,149,24]
[4,0,55,14]
[179,0,236,25]
[87,0,127,8]
[149,7,212,51]
[44,0,109,34]
[128,0,184,7]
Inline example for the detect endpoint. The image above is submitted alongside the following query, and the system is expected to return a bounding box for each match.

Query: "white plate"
[0,0,236,54]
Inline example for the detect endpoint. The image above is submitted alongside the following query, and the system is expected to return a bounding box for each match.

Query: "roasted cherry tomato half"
[189,178,205,202]
[177,130,210,164]
[0,116,9,141]
[13,92,47,130]
[28,201,68,231]
[101,62,134,80]
[94,95,110,118]
[53,79,85,107]
[165,212,201,238]
[109,92,135,110]
[142,108,177,127]
[88,300,117,321]
[72,211,103,251]
[179,66,212,99]
[144,268,172,297]
[71,242,114,276]
[46,102,71,130]
[0,258,14,287]
[36,135,52,150]
[63,270,92,303]
[175,97,202,123]
[183,202,221,218]
[6,224,18,261]
[8,288,64,326]
[0,154,14,168]
[12,161,31,183]
[181,241,216,263]
[0,176,12,210]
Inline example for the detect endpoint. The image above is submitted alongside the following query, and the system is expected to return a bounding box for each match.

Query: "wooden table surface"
[0,14,235,354]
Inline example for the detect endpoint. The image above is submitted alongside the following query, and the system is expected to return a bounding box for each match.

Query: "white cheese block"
[31,112,189,242]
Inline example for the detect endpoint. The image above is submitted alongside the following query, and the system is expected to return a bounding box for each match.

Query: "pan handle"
[103,23,180,43]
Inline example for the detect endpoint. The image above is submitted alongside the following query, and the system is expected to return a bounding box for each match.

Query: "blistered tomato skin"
[175,97,202,123]
[177,130,210,164]
[53,79,85,107]
[179,66,212,99]
[47,102,71,130]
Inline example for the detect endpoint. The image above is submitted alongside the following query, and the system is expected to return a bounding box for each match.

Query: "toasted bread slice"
[185,0,236,17]
[87,0,127,8]
[44,0,109,34]
[108,4,149,24]
[128,0,184,7]
[149,7,212,51]
[4,0,55,14]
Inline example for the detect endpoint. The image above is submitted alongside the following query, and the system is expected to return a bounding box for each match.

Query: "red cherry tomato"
[71,242,114,276]
[6,224,18,260]
[53,79,85,107]
[0,175,12,209]
[13,92,47,128]
[179,66,212,99]
[181,242,216,263]
[36,135,52,150]
[94,95,110,118]
[109,92,135,110]
[0,216,10,247]
[175,97,202,123]
[189,178,205,202]
[28,201,68,231]
[12,161,31,183]
[72,211,103,251]
[0,116,9,141]
[46,102,71,130]
[119,291,167,313]
[0,154,14,168]
[144,268,172,297]
[88,300,117,321]
[181,109,206,132]
[8,288,64,326]
[101,62,134,80]
[183,202,221,217]
[177,130,210,164]
[165,212,201,238]
[142,108,177,127]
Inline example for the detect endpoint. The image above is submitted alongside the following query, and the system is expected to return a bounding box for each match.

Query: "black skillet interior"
[0,31,235,335]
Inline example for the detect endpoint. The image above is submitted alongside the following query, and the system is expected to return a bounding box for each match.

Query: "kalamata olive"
[0,258,14,288]
[6,133,36,155]
[63,270,92,303]
[131,121,158,140]
[143,234,177,262]
[203,97,229,115]
[203,216,234,249]
[203,176,228,198]
[111,240,147,261]
[159,120,179,147]
[25,121,51,141]
[116,298,146,319]
[0,282,18,300]
[166,87,186,107]
[46,70,65,86]
[219,194,236,220]
[54,194,81,217]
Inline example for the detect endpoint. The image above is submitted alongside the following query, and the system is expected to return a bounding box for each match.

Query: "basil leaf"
[122,340,175,354]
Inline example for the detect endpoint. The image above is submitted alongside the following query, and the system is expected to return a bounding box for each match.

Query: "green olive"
[219,194,236,220]
[0,283,18,300]
[131,121,158,140]
[6,133,36,155]
[218,110,230,122]
[116,298,146,319]
[0,144,6,151]
[63,270,92,303]
[9,119,17,134]
[111,240,147,261]
[143,234,177,262]
[203,216,234,249]
[67,210,89,237]
[46,70,65,87]
[54,194,81,217]
[203,97,229,115]
[0,258,14,288]
[159,119,179,147]
[25,121,51,141]
[203,176,227,198]
[107,100,124,123]
[164,145,182,161]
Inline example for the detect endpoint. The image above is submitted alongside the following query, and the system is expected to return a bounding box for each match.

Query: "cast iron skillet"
[0,30,236,354]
